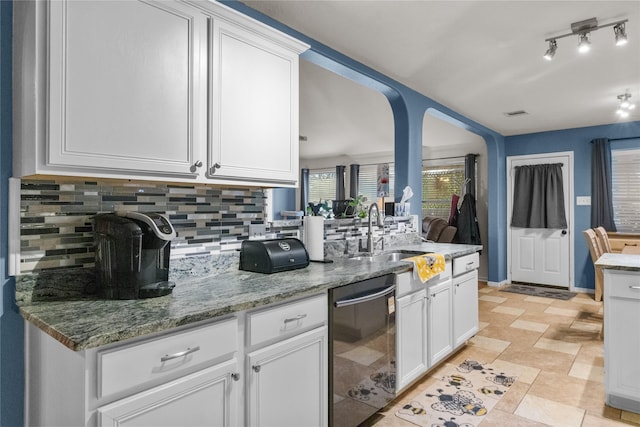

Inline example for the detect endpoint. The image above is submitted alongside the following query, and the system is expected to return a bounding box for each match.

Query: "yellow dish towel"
[403,253,446,283]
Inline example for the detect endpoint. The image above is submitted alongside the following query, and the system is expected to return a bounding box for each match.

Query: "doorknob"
[561,230,567,235]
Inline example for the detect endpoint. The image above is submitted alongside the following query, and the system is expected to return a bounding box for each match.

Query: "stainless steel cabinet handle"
[253,365,261,373]
[160,346,200,362]
[194,160,203,168]
[231,373,240,381]
[630,285,640,290]
[209,162,221,174]
[284,314,307,324]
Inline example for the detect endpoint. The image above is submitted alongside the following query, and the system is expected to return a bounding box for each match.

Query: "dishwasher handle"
[334,285,395,308]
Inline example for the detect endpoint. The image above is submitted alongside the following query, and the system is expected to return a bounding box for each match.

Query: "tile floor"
[368,282,640,427]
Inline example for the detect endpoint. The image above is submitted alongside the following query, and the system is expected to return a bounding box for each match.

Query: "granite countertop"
[18,242,481,352]
[595,252,640,271]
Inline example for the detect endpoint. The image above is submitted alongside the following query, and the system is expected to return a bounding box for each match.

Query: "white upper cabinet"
[208,18,301,185]
[13,0,308,186]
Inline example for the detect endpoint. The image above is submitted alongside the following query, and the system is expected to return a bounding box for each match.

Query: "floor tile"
[480,408,549,426]
[534,337,581,355]
[479,287,494,294]
[523,295,554,304]
[545,306,581,317]
[571,320,602,333]
[480,295,508,304]
[469,335,511,353]
[569,361,604,383]
[492,305,525,316]
[510,319,549,333]
[581,413,631,426]
[514,394,585,427]
[478,321,490,331]
[490,359,541,384]
[527,370,608,416]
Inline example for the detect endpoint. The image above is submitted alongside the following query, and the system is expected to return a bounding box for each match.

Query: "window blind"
[308,168,336,205]
[421,163,465,219]
[612,148,640,232]
[358,164,395,205]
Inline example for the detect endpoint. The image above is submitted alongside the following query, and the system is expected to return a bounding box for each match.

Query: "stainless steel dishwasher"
[329,274,396,426]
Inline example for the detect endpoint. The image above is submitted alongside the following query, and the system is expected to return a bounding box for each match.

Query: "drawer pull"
[284,314,307,324]
[160,346,200,363]
[630,286,640,290]
[253,365,261,373]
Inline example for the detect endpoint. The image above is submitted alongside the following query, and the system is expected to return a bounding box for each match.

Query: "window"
[612,147,640,232]
[358,163,395,205]
[421,161,466,219]
[308,168,336,204]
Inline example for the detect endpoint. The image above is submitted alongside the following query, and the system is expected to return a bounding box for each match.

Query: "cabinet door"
[48,0,205,177]
[247,327,327,427]
[604,270,640,407]
[209,19,299,185]
[397,290,428,392]
[453,270,479,348]
[428,280,453,367]
[97,360,240,427]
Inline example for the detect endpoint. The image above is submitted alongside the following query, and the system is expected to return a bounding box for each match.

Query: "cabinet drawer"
[606,270,640,300]
[396,261,451,297]
[453,252,479,276]
[248,294,327,347]
[98,317,237,398]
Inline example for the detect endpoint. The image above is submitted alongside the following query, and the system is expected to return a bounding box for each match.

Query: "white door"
[507,153,573,288]
[247,327,327,427]
[427,280,453,367]
[396,290,428,392]
[97,360,240,427]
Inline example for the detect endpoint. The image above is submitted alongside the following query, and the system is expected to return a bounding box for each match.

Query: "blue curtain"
[591,139,617,231]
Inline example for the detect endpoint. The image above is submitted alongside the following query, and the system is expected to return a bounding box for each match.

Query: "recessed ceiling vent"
[504,110,529,117]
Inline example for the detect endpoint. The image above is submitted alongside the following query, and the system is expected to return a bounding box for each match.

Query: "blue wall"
[505,122,640,290]
[222,0,509,286]
[1,1,24,425]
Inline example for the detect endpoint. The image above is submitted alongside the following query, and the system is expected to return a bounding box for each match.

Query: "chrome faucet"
[359,203,384,253]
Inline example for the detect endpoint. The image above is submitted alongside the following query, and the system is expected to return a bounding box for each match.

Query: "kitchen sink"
[348,250,426,263]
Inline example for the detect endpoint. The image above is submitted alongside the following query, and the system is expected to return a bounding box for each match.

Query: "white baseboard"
[571,286,594,294]
[487,280,509,287]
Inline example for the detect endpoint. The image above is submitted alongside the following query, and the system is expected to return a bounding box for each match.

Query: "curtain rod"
[609,136,640,142]
[423,154,480,161]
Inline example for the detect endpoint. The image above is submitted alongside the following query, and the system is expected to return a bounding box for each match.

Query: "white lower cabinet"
[427,280,453,367]
[97,359,240,427]
[396,289,428,391]
[603,269,640,414]
[247,327,327,427]
[453,269,479,347]
[395,254,479,393]
[25,294,328,426]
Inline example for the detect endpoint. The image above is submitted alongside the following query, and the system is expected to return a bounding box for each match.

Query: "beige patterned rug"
[395,360,517,427]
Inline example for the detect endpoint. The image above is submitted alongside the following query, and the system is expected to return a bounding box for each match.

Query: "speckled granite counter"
[595,253,640,271]
[17,242,481,352]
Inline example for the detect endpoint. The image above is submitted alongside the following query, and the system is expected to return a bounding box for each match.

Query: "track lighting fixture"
[577,33,591,53]
[614,22,628,46]
[616,91,636,118]
[543,40,557,60]
[543,17,629,60]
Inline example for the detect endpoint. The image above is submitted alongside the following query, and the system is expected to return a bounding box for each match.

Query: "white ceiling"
[242,0,640,158]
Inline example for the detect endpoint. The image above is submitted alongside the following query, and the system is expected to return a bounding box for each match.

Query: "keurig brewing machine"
[94,212,177,299]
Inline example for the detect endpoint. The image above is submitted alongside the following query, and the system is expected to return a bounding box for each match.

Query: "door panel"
[508,154,572,288]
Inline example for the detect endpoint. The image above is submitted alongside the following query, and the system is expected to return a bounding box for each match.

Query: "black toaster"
[239,238,309,274]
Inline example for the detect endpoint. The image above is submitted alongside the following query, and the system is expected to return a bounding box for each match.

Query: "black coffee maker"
[94,212,177,299]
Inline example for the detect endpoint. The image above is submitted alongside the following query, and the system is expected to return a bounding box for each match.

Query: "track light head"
[614,23,628,46]
[543,39,557,60]
[616,91,636,118]
[578,33,591,53]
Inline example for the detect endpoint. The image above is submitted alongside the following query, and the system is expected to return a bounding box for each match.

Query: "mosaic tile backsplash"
[19,178,267,273]
[18,177,418,275]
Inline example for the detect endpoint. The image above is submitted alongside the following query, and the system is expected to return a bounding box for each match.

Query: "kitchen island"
[20,241,481,427]
[595,253,640,415]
